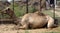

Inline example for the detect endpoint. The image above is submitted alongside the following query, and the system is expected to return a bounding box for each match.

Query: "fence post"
[26,0,28,13]
[53,0,55,22]
[40,0,42,11]
[13,0,14,11]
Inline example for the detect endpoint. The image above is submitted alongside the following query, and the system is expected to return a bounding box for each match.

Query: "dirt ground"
[0,24,60,33]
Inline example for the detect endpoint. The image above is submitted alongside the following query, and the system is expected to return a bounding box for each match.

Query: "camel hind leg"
[47,16,57,29]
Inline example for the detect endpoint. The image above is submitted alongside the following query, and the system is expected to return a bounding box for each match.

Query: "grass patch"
[1,2,59,18]
[10,3,37,17]
[42,10,58,17]
[12,3,26,17]
[25,30,29,33]
[45,32,60,33]
[28,6,37,13]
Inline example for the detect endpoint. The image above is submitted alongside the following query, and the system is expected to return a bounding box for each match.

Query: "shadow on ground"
[55,17,60,26]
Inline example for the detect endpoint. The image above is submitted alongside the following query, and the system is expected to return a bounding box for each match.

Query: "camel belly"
[28,16,47,28]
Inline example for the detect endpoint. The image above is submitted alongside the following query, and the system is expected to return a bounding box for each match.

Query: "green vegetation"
[12,3,58,18]
[28,6,37,13]
[10,3,37,17]
[42,10,58,17]
[45,32,60,33]
[25,30,29,33]
[0,2,59,18]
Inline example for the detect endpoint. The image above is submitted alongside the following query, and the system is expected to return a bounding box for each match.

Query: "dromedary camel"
[15,11,57,29]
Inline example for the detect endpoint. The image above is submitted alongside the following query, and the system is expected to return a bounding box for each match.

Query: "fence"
[0,0,56,21]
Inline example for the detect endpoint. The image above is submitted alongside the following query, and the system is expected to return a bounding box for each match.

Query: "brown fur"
[1,8,16,19]
[16,11,57,29]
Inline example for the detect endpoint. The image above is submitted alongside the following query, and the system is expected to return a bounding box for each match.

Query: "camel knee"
[47,23,54,28]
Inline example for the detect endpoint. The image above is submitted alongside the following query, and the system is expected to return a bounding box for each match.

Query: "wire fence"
[0,0,56,19]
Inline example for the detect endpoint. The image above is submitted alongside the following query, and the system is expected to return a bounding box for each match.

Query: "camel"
[15,11,58,29]
[0,7,16,19]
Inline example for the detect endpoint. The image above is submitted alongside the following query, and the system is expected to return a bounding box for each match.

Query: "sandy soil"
[0,24,60,33]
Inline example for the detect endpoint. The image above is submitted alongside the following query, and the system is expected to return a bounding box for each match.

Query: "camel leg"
[47,16,54,28]
[19,24,28,29]
[47,16,58,29]
[15,23,29,30]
